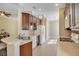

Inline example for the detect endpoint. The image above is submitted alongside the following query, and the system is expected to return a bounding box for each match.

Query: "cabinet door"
[22,13,29,30]
[32,16,37,30]
[20,41,32,56]
[75,4,79,27]
[29,15,33,25]
[70,3,75,28]
[64,3,71,29]
[37,19,41,25]
[65,14,70,29]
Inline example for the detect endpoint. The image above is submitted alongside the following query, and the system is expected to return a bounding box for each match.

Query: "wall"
[0,16,18,38]
[46,20,49,41]
[59,8,71,38]
[49,20,59,39]
[17,7,22,34]
[46,20,59,40]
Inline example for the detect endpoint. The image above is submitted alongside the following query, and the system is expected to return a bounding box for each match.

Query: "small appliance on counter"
[18,30,30,40]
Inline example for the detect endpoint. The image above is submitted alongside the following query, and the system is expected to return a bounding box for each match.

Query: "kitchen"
[0,3,79,56]
[0,3,46,56]
[59,3,79,56]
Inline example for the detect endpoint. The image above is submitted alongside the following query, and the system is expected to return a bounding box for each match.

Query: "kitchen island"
[1,37,32,56]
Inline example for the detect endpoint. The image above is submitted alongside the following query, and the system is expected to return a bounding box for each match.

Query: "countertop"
[1,37,32,45]
[58,42,79,56]
[1,37,33,56]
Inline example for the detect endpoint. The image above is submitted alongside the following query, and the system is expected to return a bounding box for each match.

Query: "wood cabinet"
[64,3,76,29]
[74,4,79,27]
[22,13,38,30]
[20,41,32,56]
[64,4,71,29]
[64,3,79,34]
[22,12,45,30]
[70,3,75,27]
[22,13,30,30]
[64,4,70,18]
[41,19,46,25]
[69,3,79,28]
[37,19,41,25]
[32,16,37,30]
[69,3,79,27]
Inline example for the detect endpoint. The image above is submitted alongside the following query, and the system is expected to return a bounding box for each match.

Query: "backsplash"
[0,17,18,38]
[18,30,30,40]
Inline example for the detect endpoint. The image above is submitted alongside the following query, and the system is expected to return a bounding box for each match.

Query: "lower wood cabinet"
[20,41,32,56]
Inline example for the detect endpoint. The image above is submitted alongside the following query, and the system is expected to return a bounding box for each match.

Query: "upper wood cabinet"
[22,13,38,30]
[70,3,79,28]
[22,12,45,30]
[32,16,37,30]
[70,3,75,27]
[64,3,71,29]
[22,13,30,30]
[64,3,79,29]
[64,4,70,18]
[37,19,41,25]
[74,4,79,27]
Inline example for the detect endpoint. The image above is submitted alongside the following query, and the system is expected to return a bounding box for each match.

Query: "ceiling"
[0,3,65,21]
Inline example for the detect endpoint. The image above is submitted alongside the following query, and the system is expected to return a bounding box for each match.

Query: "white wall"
[48,20,59,39]
[46,20,49,41]
[45,8,59,40]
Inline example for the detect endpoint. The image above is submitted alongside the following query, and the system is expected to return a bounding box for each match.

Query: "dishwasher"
[0,42,7,56]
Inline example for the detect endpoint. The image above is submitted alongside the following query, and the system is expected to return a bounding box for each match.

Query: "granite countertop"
[1,37,32,45]
[1,37,32,56]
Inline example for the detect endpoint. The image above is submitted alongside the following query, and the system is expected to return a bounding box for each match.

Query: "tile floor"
[33,39,79,56]
[33,39,58,56]
[58,42,79,56]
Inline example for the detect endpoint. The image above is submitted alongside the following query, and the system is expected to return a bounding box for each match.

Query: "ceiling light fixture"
[0,12,5,16]
[55,4,59,6]
[0,11,11,16]
[38,8,41,11]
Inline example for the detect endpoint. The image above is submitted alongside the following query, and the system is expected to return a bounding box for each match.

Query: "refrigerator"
[40,25,46,44]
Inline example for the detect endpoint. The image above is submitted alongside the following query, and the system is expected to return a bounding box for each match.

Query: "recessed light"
[55,4,59,6]
[38,8,41,11]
